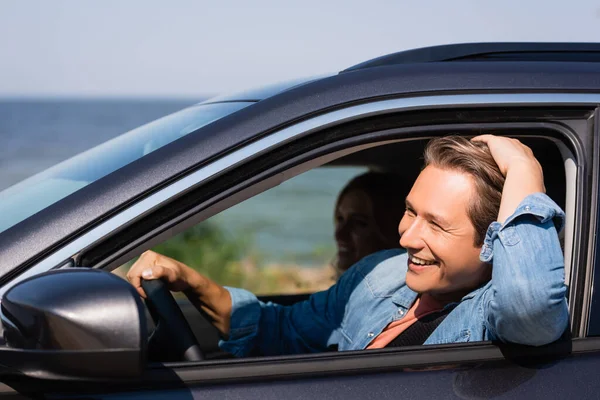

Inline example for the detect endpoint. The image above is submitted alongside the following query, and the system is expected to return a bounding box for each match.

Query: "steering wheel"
[141,278,204,362]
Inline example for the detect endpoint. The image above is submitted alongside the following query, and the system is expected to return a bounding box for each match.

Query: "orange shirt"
[367,294,444,349]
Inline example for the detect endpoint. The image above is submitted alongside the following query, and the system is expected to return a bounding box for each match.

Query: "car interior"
[110,130,574,363]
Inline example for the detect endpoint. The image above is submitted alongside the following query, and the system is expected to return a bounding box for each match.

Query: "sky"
[2,0,600,98]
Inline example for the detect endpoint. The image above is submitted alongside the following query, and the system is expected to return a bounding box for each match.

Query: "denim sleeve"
[480,192,569,346]
[218,261,363,357]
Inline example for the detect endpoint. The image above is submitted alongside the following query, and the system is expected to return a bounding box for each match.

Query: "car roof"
[199,75,333,104]
[344,42,600,71]
[202,43,600,103]
[3,43,600,278]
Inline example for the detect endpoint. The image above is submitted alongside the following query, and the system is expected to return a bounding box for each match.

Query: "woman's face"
[398,166,490,302]
[334,189,391,271]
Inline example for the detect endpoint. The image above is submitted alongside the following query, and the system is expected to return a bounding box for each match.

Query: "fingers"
[129,265,172,298]
[471,134,528,152]
[127,251,170,298]
[470,134,494,144]
[470,134,538,176]
[471,134,521,149]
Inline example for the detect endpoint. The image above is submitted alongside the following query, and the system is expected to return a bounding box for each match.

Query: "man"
[128,135,568,356]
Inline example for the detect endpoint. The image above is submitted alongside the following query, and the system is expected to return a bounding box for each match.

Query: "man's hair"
[423,136,505,246]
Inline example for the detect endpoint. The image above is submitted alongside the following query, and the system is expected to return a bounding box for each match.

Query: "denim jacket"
[220,193,569,357]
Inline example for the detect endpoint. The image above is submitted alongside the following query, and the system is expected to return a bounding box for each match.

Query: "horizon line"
[0,94,215,102]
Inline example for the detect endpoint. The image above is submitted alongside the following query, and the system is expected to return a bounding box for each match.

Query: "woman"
[332,171,411,277]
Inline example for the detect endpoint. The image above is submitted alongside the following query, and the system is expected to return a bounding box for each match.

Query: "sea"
[0,99,364,266]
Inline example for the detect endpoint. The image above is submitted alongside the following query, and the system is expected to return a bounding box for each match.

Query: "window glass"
[0,102,252,234]
[115,166,366,295]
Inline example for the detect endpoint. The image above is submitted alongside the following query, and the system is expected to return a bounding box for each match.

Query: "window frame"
[583,108,600,335]
[94,123,585,356]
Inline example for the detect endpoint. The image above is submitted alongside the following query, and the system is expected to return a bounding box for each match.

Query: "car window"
[114,166,366,295]
[108,131,572,364]
[0,101,253,235]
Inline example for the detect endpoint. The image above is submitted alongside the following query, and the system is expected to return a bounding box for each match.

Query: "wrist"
[506,160,544,186]
[505,166,545,194]
[497,165,544,224]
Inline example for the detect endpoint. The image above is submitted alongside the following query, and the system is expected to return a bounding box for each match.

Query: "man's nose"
[399,218,425,249]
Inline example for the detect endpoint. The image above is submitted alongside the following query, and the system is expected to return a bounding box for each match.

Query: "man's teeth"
[409,255,436,266]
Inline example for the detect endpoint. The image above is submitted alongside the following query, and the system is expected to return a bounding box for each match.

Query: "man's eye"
[429,221,445,231]
[405,208,416,217]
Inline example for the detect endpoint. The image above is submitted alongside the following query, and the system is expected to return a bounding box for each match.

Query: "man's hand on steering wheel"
[127,250,233,338]
[128,250,195,298]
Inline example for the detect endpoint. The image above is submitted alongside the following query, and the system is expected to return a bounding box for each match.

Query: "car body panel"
[11,340,600,398]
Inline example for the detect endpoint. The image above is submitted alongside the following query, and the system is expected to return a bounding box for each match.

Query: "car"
[1,42,600,398]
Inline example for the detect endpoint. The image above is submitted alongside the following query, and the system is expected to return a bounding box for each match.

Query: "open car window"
[110,131,575,363]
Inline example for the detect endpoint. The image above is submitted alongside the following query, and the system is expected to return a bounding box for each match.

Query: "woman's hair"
[423,136,505,246]
[335,171,412,249]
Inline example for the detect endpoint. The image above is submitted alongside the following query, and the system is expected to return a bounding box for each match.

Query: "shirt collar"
[391,284,418,309]
[391,280,489,309]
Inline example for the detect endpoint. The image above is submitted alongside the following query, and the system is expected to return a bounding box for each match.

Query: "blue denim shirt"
[220,193,569,357]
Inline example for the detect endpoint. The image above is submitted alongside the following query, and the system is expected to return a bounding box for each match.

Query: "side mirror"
[0,268,146,380]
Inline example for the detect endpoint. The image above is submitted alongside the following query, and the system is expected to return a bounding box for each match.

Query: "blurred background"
[2,0,600,293]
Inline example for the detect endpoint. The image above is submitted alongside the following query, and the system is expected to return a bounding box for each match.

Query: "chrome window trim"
[2,92,598,298]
